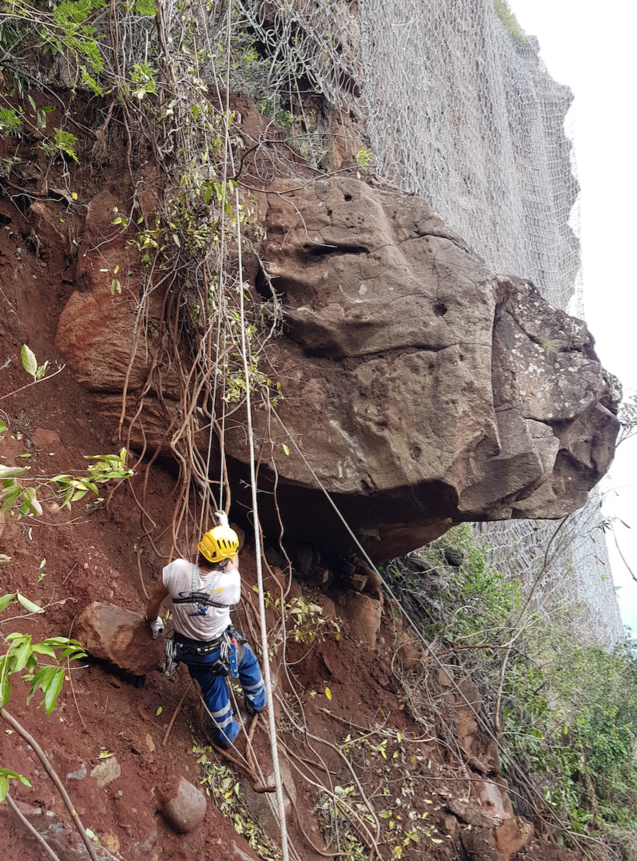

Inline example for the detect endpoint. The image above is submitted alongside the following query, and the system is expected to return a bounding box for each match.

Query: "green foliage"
[0,594,86,803]
[0,106,22,134]
[1,377,132,518]
[0,598,86,711]
[20,344,49,380]
[493,0,526,45]
[40,128,80,163]
[285,597,340,644]
[394,525,637,842]
[355,149,374,170]
[50,448,133,509]
[0,768,31,803]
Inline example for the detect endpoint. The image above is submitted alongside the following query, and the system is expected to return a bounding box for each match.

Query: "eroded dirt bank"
[0,93,588,861]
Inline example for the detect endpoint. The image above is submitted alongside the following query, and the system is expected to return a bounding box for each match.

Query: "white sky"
[510,0,637,633]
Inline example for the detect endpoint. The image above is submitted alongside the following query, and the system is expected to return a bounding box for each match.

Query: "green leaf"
[10,638,32,673]
[0,668,12,708]
[1,484,22,513]
[17,593,44,614]
[21,344,38,377]
[22,486,42,515]
[0,593,15,612]
[31,643,57,659]
[44,668,65,714]
[0,775,8,803]
[0,465,29,479]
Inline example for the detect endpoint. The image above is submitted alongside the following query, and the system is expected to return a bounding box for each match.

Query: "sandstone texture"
[54,175,619,561]
[74,602,164,675]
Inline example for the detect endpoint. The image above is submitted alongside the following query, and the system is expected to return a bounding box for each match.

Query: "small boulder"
[74,602,163,675]
[91,757,121,789]
[495,817,534,856]
[31,428,62,448]
[160,777,207,833]
[337,590,382,649]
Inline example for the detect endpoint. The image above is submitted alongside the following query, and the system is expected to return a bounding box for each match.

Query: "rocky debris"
[74,602,164,675]
[160,777,207,833]
[395,631,421,671]
[91,756,122,788]
[453,679,502,776]
[2,802,119,860]
[30,427,62,449]
[460,825,508,861]
[335,589,382,649]
[446,797,500,830]
[54,173,619,562]
[66,763,87,781]
[495,818,534,856]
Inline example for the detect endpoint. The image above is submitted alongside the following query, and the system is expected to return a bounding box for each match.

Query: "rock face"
[233,176,619,558]
[75,602,164,675]
[54,174,619,561]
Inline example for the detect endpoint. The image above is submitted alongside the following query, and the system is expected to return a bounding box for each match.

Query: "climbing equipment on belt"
[165,627,242,679]
[163,632,178,679]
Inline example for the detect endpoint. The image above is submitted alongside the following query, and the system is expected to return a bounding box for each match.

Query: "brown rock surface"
[495,817,534,856]
[160,777,207,834]
[74,601,163,675]
[55,174,619,561]
[336,590,382,649]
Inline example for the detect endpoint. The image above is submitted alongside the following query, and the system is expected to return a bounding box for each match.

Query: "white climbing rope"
[235,188,290,861]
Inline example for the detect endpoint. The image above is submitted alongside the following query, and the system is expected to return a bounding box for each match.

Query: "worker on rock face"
[145,512,266,748]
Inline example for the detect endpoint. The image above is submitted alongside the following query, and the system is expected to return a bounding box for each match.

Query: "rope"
[234,125,290,861]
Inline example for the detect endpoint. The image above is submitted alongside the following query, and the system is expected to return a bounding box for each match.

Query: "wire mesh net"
[237,0,623,645]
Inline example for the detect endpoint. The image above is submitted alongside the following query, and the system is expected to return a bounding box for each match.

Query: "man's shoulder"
[162,558,194,585]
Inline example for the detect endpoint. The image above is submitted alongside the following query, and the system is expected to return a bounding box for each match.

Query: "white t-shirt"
[162,558,240,641]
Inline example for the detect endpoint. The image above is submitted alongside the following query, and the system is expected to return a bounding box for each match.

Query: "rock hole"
[433,302,448,317]
[344,193,352,201]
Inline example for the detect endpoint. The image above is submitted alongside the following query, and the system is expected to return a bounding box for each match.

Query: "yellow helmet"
[197,525,239,564]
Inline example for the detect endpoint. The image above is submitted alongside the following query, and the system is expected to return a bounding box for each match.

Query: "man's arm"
[145,579,169,639]
[146,579,170,621]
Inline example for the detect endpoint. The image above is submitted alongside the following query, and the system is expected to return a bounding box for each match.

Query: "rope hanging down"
[235,186,290,860]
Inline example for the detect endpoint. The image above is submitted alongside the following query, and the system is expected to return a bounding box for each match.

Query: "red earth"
[0,99,582,861]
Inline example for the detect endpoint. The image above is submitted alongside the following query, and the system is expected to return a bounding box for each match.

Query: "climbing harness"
[171,563,231,616]
[164,627,243,679]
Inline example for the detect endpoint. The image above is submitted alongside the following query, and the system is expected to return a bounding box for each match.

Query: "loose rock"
[74,602,163,675]
[160,776,207,833]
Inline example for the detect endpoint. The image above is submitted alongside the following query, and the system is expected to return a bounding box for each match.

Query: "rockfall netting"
[237,0,623,646]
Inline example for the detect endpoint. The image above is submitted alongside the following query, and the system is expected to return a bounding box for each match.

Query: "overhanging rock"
[54,175,620,562]
[225,176,619,559]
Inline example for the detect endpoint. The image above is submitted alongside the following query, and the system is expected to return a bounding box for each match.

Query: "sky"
[510,0,637,632]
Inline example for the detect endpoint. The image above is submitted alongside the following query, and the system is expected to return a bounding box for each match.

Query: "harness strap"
[173,591,230,609]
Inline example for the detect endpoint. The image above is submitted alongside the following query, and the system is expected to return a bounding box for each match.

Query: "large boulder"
[54,175,619,561]
[74,602,163,675]
[227,176,619,558]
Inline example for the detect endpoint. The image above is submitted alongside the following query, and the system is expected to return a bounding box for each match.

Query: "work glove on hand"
[146,615,164,639]
[215,510,229,529]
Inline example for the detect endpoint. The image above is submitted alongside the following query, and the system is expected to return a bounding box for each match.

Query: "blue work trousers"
[177,640,266,745]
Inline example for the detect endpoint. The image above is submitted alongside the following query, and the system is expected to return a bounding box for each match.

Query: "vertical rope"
[235,185,289,860]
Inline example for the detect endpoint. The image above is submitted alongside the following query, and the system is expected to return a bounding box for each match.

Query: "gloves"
[146,615,164,639]
[215,510,229,529]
